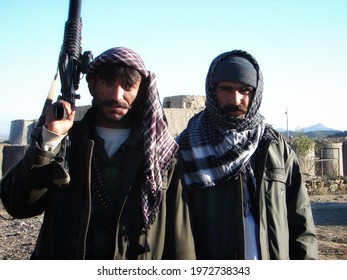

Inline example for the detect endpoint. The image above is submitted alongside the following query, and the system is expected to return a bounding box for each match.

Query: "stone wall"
[163,108,201,137]
[8,120,36,146]
[162,95,205,136]
[163,95,205,110]
[306,176,347,195]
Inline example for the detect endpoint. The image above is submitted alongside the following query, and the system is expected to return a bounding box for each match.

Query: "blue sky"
[0,0,346,138]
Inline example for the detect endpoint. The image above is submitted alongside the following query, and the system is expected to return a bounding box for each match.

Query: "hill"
[302,123,336,132]
[327,131,347,138]
[276,123,341,138]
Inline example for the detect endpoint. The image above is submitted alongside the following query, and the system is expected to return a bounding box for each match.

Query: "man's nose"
[112,84,125,100]
[230,91,242,105]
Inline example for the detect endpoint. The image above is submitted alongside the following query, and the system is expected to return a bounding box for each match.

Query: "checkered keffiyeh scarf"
[88,47,178,228]
[178,50,266,188]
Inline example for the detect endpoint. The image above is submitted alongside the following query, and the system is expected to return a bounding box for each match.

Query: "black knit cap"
[212,56,257,88]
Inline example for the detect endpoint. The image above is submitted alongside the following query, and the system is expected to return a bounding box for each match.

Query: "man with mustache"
[178,50,318,260]
[1,47,195,260]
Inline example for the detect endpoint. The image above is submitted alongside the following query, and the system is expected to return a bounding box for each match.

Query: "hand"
[45,99,75,135]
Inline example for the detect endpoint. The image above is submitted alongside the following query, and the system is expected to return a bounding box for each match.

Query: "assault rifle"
[31,0,92,186]
[52,0,93,185]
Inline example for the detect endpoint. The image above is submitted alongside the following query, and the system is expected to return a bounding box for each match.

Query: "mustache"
[100,100,131,109]
[221,104,248,114]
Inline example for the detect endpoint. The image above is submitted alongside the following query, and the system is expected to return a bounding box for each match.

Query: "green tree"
[293,130,315,159]
[292,129,315,176]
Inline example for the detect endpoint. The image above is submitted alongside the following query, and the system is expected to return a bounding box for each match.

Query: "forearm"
[0,140,61,218]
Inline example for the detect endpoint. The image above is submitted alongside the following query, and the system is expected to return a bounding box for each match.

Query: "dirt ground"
[1,194,347,260]
[309,194,347,260]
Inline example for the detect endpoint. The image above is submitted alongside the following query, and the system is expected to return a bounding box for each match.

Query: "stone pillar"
[321,142,344,177]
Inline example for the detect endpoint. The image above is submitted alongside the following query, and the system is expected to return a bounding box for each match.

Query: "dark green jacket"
[186,127,318,260]
[0,109,195,260]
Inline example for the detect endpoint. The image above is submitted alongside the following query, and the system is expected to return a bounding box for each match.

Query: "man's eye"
[101,80,114,87]
[219,86,229,91]
[240,87,253,94]
[122,83,133,91]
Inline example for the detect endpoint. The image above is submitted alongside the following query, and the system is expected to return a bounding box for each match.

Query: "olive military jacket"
[0,110,195,260]
[187,127,318,260]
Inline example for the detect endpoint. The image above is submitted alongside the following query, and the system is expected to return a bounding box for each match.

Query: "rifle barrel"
[68,0,82,20]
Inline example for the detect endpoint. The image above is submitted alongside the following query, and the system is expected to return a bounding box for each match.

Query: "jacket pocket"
[262,167,289,258]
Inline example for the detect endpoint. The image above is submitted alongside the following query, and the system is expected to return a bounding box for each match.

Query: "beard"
[221,104,248,116]
[92,97,133,126]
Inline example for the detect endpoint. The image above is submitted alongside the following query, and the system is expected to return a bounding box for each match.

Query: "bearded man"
[178,50,318,260]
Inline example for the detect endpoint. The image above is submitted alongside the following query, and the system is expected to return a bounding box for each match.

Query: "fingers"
[45,100,75,135]
[67,104,76,122]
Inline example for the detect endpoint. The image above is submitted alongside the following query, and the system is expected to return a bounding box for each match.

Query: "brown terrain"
[0,194,346,260]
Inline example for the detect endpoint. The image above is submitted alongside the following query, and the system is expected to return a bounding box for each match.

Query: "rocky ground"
[308,194,347,260]
[1,194,347,260]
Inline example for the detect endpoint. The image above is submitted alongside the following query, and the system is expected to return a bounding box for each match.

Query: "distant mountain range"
[276,123,346,138]
[276,123,335,132]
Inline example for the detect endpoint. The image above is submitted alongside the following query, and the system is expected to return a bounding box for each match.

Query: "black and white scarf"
[179,50,266,188]
[88,47,178,229]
